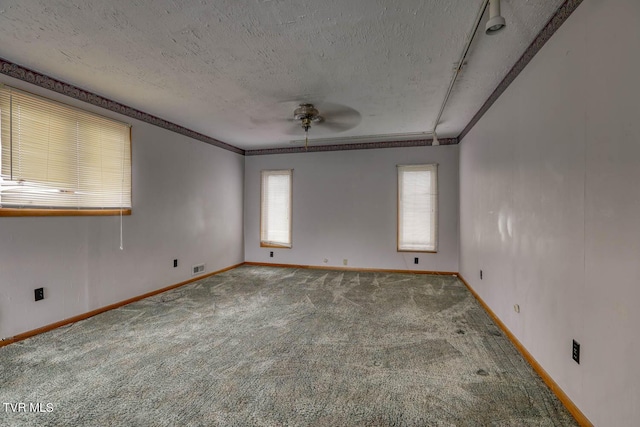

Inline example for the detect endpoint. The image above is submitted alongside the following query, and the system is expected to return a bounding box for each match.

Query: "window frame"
[260,169,293,249]
[397,163,438,253]
[0,85,132,217]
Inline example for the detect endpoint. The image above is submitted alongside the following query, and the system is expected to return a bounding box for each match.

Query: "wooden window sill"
[260,242,292,249]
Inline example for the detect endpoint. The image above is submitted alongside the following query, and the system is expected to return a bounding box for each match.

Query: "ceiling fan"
[289,102,361,149]
[249,100,361,148]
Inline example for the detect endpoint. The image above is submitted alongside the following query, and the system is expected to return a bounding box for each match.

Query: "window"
[398,164,438,252]
[0,85,131,215]
[260,169,292,248]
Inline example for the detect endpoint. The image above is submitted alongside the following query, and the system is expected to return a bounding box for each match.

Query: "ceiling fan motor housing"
[294,104,322,131]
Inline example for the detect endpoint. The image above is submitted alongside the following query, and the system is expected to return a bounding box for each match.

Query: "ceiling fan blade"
[314,102,361,132]
[248,98,302,127]
[320,121,356,133]
[250,116,291,126]
[317,102,361,121]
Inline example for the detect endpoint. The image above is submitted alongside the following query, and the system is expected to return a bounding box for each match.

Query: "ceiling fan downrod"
[304,128,309,150]
[294,104,321,150]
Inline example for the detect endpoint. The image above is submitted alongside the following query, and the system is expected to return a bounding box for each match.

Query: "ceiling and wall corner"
[245,137,458,156]
[0,57,245,155]
[458,0,584,141]
[0,0,571,153]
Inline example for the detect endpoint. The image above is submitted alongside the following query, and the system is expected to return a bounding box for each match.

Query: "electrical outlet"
[343,259,348,266]
[414,257,419,264]
[514,304,520,313]
[34,288,44,301]
[173,259,178,268]
[323,258,328,264]
[572,340,580,364]
[480,270,483,280]
[270,251,274,258]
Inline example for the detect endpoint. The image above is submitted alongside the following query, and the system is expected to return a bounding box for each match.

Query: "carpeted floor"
[0,266,577,426]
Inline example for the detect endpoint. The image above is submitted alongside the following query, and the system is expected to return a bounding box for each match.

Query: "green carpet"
[0,266,577,426]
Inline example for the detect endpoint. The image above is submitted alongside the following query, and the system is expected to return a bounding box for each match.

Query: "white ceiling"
[0,0,564,150]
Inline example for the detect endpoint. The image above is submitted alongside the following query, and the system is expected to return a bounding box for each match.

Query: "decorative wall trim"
[245,138,458,156]
[457,274,593,427]
[0,58,245,155]
[458,0,584,142]
[0,262,244,348]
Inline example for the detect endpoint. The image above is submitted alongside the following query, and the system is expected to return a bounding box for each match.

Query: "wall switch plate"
[173,259,178,268]
[270,251,274,258]
[572,340,580,364]
[34,288,44,301]
[514,304,520,313]
[414,257,419,264]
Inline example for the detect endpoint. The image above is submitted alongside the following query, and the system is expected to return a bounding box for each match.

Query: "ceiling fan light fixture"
[288,102,360,148]
[486,0,506,35]
[294,103,323,136]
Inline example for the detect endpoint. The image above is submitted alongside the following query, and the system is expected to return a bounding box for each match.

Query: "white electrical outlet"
[343,259,348,266]
[323,258,328,264]
[514,304,520,313]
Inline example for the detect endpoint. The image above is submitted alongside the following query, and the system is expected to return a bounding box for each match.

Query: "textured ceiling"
[0,0,564,150]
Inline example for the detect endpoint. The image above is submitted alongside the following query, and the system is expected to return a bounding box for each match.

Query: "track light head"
[486,0,506,35]
[486,16,506,34]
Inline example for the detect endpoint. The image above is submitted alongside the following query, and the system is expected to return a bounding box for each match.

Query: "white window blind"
[260,169,292,248]
[0,86,131,210]
[398,164,438,252]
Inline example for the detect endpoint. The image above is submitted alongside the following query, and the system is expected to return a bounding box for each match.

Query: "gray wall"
[459,0,640,425]
[0,74,245,340]
[245,145,459,272]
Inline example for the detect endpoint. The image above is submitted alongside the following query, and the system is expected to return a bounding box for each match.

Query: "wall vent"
[192,264,205,276]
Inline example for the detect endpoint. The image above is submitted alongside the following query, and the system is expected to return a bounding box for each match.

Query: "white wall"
[0,74,244,340]
[459,0,640,425]
[245,145,459,272]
